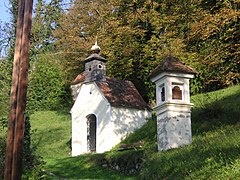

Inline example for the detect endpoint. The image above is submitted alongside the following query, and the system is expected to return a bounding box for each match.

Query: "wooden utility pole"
[4,0,33,179]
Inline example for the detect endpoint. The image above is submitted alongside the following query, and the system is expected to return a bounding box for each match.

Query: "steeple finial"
[90,38,100,54]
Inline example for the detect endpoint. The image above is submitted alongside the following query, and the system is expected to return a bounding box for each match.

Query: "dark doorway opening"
[86,114,97,153]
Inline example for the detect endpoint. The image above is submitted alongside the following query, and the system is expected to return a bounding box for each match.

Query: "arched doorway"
[86,114,97,153]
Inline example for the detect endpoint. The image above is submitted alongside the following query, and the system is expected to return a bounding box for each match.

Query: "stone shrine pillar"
[149,56,196,151]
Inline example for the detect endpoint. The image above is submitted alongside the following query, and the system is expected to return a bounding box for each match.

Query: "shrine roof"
[149,56,197,79]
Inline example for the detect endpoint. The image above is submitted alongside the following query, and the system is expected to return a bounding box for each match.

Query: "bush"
[27,54,71,113]
[0,135,6,179]
[0,60,12,129]
[22,116,45,178]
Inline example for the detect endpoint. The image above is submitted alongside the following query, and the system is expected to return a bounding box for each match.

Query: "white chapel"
[70,43,151,156]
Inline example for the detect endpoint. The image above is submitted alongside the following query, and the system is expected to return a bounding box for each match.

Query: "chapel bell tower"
[84,42,107,82]
[149,56,196,151]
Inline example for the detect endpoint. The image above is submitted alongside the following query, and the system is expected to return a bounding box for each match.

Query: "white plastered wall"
[155,104,192,151]
[71,83,152,156]
[71,83,111,156]
[102,107,151,151]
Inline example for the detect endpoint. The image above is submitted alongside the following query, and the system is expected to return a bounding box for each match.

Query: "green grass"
[41,154,136,179]
[30,111,135,179]
[191,85,240,134]
[140,124,240,179]
[29,85,240,179]
[30,111,72,161]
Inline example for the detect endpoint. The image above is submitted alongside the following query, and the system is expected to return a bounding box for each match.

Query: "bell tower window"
[89,65,92,71]
[83,42,107,82]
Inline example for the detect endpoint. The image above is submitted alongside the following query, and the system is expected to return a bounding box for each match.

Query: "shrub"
[0,60,12,129]
[27,54,71,113]
[0,135,6,179]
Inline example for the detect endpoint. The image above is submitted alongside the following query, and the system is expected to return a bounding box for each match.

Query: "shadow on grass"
[191,89,240,135]
[43,154,137,179]
[141,128,240,179]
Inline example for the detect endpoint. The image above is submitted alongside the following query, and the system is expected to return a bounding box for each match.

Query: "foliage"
[31,0,64,56]
[27,53,71,113]
[189,0,240,92]
[0,134,6,180]
[2,0,240,103]
[53,0,240,100]
[0,60,12,129]
[54,0,198,102]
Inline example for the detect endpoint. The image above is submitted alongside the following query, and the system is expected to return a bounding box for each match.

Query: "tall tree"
[55,0,200,101]
[189,0,240,91]
[31,0,64,56]
[0,0,18,127]
[54,0,113,80]
[6,0,18,61]
[54,0,240,101]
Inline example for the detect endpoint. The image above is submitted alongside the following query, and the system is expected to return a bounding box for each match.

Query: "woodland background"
[0,0,239,177]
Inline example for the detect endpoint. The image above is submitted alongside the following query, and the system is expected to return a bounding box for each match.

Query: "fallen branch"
[117,140,144,151]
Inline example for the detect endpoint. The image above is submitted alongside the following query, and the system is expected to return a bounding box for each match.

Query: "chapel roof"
[97,77,150,110]
[149,56,197,79]
[71,72,85,85]
[71,74,150,110]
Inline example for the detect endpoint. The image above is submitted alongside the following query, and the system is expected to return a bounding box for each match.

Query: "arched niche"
[172,85,182,100]
[86,114,97,153]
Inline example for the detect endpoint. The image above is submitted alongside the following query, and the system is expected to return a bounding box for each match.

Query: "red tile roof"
[71,72,85,85]
[71,74,150,110]
[149,56,197,79]
[97,77,151,110]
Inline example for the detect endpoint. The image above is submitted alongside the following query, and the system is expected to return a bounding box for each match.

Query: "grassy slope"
[30,85,240,179]
[30,111,71,162]
[30,111,135,179]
